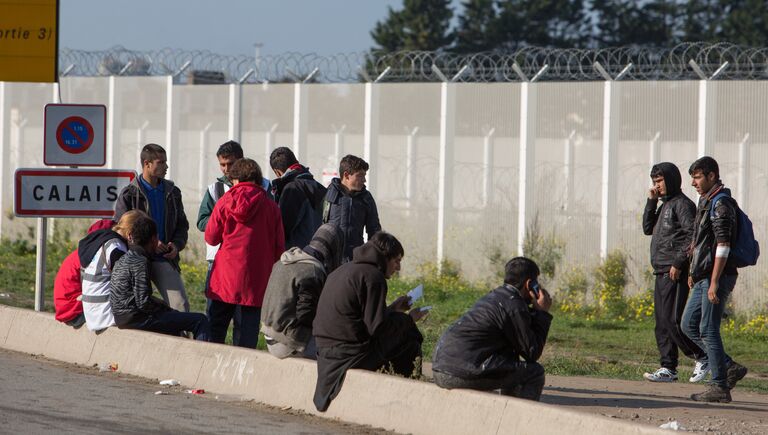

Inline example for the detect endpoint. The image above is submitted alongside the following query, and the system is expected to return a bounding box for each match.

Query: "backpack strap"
[214,181,226,202]
[708,192,731,219]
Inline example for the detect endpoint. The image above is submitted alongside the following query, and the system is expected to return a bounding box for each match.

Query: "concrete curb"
[0,305,668,434]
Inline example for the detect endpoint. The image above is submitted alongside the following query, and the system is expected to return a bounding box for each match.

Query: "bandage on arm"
[715,244,731,258]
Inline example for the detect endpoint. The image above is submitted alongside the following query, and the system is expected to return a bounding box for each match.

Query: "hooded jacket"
[642,162,697,274]
[322,178,381,261]
[114,177,189,269]
[690,183,738,281]
[53,250,83,323]
[205,181,285,306]
[261,247,327,350]
[272,165,326,250]
[432,284,552,378]
[313,242,408,348]
[77,229,128,331]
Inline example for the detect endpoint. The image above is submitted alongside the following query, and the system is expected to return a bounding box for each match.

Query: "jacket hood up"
[351,242,387,274]
[280,246,323,268]
[651,162,682,200]
[227,182,266,223]
[78,229,126,265]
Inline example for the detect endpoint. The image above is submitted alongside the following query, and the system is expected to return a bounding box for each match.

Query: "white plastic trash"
[659,421,685,431]
[159,379,180,386]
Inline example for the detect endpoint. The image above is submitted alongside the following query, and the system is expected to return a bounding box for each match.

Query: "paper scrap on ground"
[659,421,684,431]
[159,379,180,386]
[407,284,424,304]
[154,391,168,395]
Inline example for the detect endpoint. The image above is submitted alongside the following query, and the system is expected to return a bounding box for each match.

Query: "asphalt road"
[0,348,389,435]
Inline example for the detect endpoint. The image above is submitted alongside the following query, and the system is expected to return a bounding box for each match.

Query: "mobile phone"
[420,306,433,312]
[530,280,541,298]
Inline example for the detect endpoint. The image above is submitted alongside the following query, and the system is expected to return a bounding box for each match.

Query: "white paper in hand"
[407,284,424,305]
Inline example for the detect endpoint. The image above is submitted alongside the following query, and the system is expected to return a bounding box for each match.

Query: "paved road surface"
[0,348,389,435]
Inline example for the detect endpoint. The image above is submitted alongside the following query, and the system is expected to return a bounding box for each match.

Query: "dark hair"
[339,154,369,176]
[131,215,158,247]
[140,143,166,166]
[217,140,244,159]
[504,257,540,289]
[650,166,664,179]
[269,147,298,171]
[369,231,404,260]
[229,158,262,183]
[688,156,719,180]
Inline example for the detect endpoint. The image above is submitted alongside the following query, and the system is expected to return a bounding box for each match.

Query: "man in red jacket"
[205,158,285,348]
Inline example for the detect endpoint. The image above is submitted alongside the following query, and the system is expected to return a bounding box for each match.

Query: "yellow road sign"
[0,0,59,83]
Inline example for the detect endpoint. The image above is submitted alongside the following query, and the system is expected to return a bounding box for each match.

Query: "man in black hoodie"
[312,231,426,412]
[270,147,326,249]
[642,162,707,384]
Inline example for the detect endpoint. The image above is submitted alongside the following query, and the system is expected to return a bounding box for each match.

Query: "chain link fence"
[60,42,768,83]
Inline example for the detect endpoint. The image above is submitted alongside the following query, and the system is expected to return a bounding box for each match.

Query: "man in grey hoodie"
[261,224,344,359]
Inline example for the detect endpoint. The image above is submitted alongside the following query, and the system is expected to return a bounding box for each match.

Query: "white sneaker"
[643,367,678,382]
[689,360,710,383]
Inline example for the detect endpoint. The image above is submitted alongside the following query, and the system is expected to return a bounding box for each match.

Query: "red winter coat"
[54,250,83,322]
[205,182,284,307]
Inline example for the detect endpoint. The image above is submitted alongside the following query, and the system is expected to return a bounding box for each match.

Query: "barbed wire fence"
[59,42,768,84]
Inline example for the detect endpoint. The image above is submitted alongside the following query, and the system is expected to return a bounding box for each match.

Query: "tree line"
[371,0,768,54]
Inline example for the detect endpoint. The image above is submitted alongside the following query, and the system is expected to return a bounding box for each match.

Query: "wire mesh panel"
[241,83,295,177]
[112,77,169,172]
[535,82,604,283]
[377,83,441,274]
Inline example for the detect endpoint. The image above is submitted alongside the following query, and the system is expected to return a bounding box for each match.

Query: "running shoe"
[643,367,678,382]
[689,360,710,383]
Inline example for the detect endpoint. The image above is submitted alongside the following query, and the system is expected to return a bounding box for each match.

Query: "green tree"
[591,0,684,47]
[494,0,589,49]
[719,0,768,46]
[370,0,455,54]
[454,0,500,53]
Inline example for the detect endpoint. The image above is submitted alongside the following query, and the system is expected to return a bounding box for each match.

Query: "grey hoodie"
[261,247,326,350]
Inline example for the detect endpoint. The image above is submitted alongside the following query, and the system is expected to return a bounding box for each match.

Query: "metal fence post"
[0,82,6,238]
[563,130,576,212]
[690,61,728,158]
[482,127,495,209]
[264,123,278,173]
[436,80,455,269]
[405,127,419,211]
[35,216,47,311]
[333,124,346,165]
[649,131,661,169]
[228,83,241,143]
[165,75,179,180]
[107,76,120,169]
[738,133,750,209]
[199,122,212,193]
[292,82,307,162]
[363,82,379,194]
[595,61,631,260]
[517,81,537,256]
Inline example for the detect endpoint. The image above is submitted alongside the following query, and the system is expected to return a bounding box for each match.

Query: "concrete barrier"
[0,305,667,434]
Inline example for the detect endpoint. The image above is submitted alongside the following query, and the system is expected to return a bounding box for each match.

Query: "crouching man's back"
[432,257,552,401]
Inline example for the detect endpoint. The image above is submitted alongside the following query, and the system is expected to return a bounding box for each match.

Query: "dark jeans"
[433,362,545,401]
[129,310,210,341]
[208,299,261,349]
[653,271,707,370]
[682,275,736,388]
[353,313,423,377]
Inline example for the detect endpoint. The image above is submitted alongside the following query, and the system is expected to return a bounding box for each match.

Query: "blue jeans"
[681,275,736,388]
[131,310,210,341]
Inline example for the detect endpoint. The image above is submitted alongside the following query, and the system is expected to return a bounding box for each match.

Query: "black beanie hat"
[308,224,344,273]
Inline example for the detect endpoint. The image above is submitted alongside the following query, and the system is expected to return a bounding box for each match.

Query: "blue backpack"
[709,193,760,267]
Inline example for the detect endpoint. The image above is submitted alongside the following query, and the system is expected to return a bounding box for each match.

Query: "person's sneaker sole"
[643,372,678,382]
[690,393,732,403]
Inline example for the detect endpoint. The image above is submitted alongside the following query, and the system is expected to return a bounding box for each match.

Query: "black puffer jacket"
[272,166,326,249]
[690,183,738,281]
[642,163,696,274]
[322,178,381,262]
[110,246,169,327]
[431,284,552,378]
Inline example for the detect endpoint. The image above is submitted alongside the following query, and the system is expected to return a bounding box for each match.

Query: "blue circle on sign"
[56,116,94,154]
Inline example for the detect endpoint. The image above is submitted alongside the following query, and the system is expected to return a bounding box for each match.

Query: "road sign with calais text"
[14,168,135,218]
[44,104,106,166]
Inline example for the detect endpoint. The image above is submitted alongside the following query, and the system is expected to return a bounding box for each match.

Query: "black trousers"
[654,271,706,370]
[433,362,545,401]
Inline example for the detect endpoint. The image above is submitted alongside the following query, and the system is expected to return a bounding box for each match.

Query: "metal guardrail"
[59,43,768,83]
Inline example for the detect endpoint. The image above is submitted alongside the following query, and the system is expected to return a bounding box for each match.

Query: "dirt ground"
[542,375,768,434]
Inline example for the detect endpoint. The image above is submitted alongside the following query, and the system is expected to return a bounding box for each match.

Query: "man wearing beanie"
[261,224,345,359]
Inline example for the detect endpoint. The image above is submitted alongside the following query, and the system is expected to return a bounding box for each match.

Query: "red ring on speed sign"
[56,116,94,154]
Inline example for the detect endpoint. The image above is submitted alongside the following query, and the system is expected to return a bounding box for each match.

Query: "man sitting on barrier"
[312,231,426,412]
[431,257,552,401]
[110,213,210,340]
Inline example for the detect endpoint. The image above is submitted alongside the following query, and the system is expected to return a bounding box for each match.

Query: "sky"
[59,0,460,57]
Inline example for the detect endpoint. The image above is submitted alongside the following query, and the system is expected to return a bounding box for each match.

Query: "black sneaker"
[727,362,748,389]
[690,385,732,403]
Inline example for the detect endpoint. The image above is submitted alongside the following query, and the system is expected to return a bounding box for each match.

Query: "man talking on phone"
[431,257,552,401]
[641,162,707,383]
